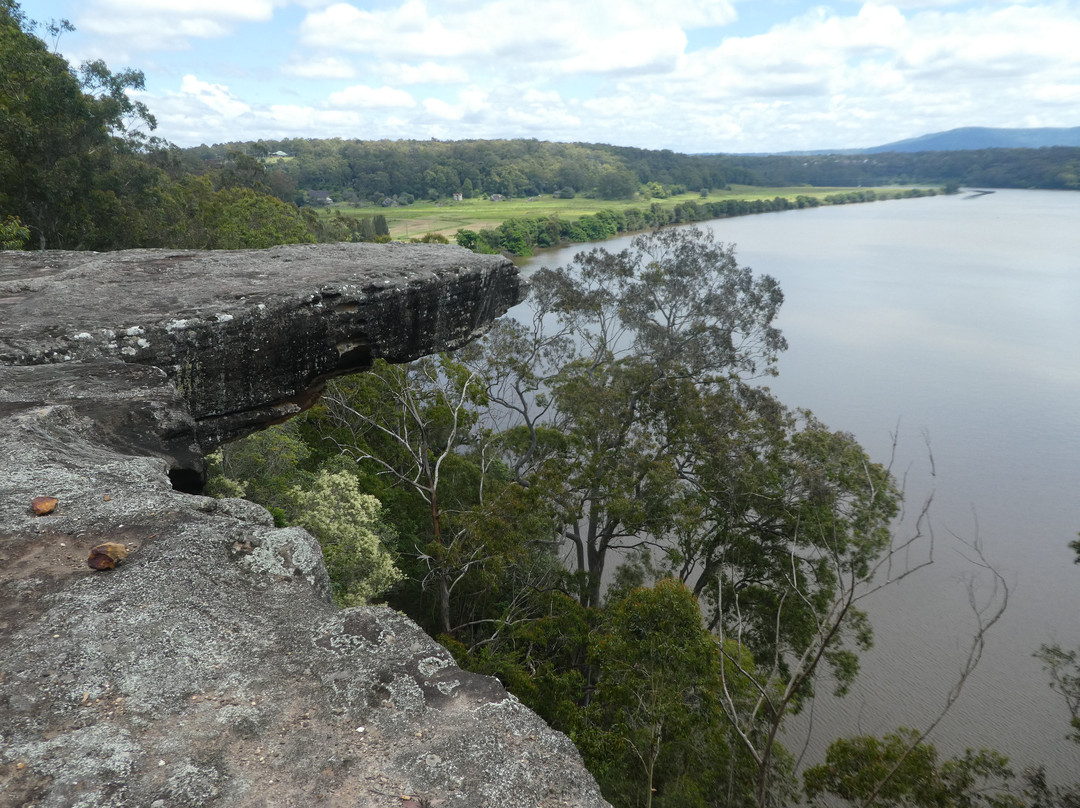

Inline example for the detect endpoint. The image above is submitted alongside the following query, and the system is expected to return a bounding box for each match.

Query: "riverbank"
[325,184,943,245]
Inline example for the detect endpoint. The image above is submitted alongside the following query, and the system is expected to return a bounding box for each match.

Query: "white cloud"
[899,3,1080,79]
[282,57,357,79]
[178,75,251,116]
[79,15,230,49]
[1029,83,1080,104]
[558,25,687,75]
[265,105,364,130]
[58,0,1080,153]
[863,0,1010,7]
[298,0,734,77]
[91,0,281,17]
[421,88,490,122]
[595,0,1080,151]
[380,61,470,85]
[300,1,471,58]
[327,84,417,108]
[77,0,286,51]
[423,98,464,120]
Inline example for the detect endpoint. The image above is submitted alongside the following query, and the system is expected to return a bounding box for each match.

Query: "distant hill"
[865,126,1080,153]
[737,126,1080,157]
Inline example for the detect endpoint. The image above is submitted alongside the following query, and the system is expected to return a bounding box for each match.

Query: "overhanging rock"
[0,242,524,453]
[0,244,610,808]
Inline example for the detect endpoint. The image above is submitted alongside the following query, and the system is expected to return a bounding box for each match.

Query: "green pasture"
[327,185,896,240]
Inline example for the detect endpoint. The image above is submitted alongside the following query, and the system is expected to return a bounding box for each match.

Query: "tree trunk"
[438,571,452,636]
[429,488,452,636]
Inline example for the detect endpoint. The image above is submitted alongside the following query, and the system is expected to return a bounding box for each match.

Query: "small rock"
[87,542,129,570]
[31,496,59,515]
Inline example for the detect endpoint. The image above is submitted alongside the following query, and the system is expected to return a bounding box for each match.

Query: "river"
[517,189,1080,782]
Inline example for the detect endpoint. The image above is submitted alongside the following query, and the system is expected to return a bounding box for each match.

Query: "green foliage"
[445,189,941,256]
[455,227,505,254]
[204,421,314,511]
[303,209,381,243]
[456,226,922,806]
[413,232,450,244]
[183,134,1049,240]
[1,2,124,248]
[1,214,28,248]
[197,184,313,249]
[1034,643,1080,745]
[448,588,593,735]
[804,729,1020,808]
[586,579,760,808]
[313,356,512,633]
[0,3,320,251]
[287,470,402,606]
[205,424,401,604]
[500,226,790,608]
[178,137,756,209]
[672,387,897,690]
[0,2,180,249]
[596,164,639,199]
[725,149,1080,190]
[193,203,1018,808]
[192,224,1000,808]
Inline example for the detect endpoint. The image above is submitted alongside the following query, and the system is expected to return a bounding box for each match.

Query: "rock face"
[0,245,610,808]
[0,242,524,461]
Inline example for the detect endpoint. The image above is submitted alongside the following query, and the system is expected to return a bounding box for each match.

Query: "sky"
[23,0,1080,153]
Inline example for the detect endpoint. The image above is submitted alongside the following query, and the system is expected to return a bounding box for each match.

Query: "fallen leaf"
[31,496,58,515]
[103,494,111,501]
[87,542,129,570]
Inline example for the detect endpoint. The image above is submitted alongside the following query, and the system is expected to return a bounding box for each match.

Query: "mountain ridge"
[740,126,1080,156]
[866,126,1080,153]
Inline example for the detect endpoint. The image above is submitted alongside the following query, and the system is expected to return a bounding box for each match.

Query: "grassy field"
[328,185,898,240]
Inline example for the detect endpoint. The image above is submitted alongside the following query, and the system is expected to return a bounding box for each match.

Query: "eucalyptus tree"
[483,226,787,608]
[471,225,1007,807]
[587,577,763,808]
[0,1,160,249]
[317,355,487,635]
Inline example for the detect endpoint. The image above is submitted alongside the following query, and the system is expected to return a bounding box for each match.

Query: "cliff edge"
[0,243,610,808]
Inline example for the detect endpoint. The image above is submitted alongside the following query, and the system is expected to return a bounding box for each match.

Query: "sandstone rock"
[0,242,523,451]
[0,245,609,808]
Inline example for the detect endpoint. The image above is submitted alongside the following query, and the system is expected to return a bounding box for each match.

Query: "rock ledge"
[0,245,609,808]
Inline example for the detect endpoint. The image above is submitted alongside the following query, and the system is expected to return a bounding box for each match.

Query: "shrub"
[288,470,403,606]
